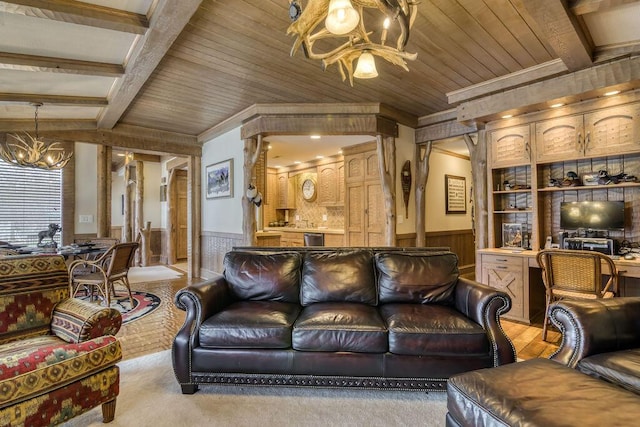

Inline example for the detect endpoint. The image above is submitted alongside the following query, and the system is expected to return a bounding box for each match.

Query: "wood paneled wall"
[397,229,475,273]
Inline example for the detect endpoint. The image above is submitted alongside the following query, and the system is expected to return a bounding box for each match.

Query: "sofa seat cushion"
[292,303,387,353]
[199,301,301,349]
[0,334,121,407]
[577,348,640,394]
[380,304,489,356]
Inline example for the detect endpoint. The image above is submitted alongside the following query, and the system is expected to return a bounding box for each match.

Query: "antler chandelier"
[287,0,418,85]
[0,103,72,170]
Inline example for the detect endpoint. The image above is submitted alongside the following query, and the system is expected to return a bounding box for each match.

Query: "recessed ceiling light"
[268,144,272,149]
[501,114,513,119]
[116,153,125,157]
[294,161,301,164]
[604,90,620,96]
[316,155,324,159]
[310,135,321,139]
[550,103,564,108]
[338,149,343,154]
[274,165,281,169]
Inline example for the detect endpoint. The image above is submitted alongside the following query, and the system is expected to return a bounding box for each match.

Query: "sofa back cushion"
[224,251,301,303]
[0,255,69,344]
[375,251,459,304]
[301,250,376,306]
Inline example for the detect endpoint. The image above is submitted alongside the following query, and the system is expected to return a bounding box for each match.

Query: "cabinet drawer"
[483,262,523,274]
[482,254,523,267]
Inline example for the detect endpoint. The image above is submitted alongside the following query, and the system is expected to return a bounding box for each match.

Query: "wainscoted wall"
[397,229,475,277]
[200,230,244,278]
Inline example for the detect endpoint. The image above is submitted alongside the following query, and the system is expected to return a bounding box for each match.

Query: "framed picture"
[502,223,524,249]
[206,159,233,199]
[445,174,466,214]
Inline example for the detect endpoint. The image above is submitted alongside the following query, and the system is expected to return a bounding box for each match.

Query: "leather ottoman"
[446,358,640,426]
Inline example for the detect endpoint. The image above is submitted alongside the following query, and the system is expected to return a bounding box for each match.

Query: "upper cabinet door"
[490,125,531,168]
[584,104,640,157]
[535,115,584,163]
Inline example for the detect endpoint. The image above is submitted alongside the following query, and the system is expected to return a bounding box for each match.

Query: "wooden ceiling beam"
[447,59,569,105]
[416,120,479,143]
[571,0,640,15]
[0,93,107,106]
[0,0,148,34]
[96,0,203,129]
[0,52,123,77]
[456,56,640,123]
[521,0,593,71]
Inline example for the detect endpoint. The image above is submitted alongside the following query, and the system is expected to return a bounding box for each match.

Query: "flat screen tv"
[560,201,625,230]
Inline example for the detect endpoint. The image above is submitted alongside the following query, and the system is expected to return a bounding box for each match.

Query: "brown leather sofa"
[445,297,640,426]
[173,248,516,394]
[548,297,640,393]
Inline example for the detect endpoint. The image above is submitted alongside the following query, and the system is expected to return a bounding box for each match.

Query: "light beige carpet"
[63,350,448,427]
[127,266,183,284]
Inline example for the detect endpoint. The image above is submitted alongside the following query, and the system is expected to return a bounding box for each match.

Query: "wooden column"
[166,168,176,265]
[463,131,488,250]
[139,221,151,266]
[61,141,75,246]
[376,135,397,246]
[96,145,112,238]
[242,135,263,246]
[415,141,433,247]
[122,161,132,242]
[188,155,201,279]
[134,160,144,265]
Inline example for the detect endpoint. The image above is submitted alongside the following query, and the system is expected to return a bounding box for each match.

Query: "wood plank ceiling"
[1,0,640,141]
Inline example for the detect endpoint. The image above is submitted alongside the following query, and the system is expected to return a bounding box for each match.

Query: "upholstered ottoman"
[446,358,640,426]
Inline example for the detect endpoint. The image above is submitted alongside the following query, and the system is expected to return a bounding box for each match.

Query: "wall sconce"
[246,184,263,207]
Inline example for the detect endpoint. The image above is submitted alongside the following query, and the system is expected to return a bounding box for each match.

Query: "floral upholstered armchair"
[0,255,123,426]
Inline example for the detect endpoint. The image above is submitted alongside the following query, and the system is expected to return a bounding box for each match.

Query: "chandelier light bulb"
[353,51,378,79]
[325,0,359,35]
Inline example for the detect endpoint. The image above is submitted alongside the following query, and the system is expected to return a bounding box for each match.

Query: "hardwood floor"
[119,273,561,361]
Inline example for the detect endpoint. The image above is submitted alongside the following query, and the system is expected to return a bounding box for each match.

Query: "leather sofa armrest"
[549,297,640,368]
[52,298,122,343]
[172,273,232,386]
[454,277,516,366]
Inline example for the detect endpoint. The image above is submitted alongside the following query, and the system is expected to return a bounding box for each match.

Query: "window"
[0,162,62,246]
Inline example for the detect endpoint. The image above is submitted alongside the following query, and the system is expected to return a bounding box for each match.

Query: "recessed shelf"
[493,189,532,194]
[537,182,640,192]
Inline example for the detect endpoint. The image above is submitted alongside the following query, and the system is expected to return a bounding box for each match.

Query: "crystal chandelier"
[0,103,72,170]
[287,0,418,85]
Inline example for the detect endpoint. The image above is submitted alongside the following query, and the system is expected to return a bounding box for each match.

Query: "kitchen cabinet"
[344,145,384,247]
[276,172,296,209]
[490,125,531,168]
[317,162,345,206]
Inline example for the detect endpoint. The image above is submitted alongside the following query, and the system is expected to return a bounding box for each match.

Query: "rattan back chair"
[536,249,617,341]
[69,242,139,307]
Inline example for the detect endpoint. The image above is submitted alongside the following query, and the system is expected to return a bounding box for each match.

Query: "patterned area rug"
[78,291,161,325]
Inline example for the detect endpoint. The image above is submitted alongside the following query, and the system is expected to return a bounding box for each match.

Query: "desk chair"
[69,242,139,307]
[536,249,617,341]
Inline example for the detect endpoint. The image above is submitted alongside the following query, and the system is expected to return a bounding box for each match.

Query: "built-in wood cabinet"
[536,104,640,163]
[479,252,544,324]
[276,172,296,209]
[344,144,384,247]
[317,162,344,206]
[490,125,531,168]
[488,125,537,250]
[279,231,304,247]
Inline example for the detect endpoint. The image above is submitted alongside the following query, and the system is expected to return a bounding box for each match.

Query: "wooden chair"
[536,249,618,341]
[69,242,139,307]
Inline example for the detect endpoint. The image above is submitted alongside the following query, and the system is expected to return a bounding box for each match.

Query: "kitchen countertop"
[261,227,344,235]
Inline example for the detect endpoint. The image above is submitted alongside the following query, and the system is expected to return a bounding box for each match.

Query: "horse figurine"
[38,223,61,247]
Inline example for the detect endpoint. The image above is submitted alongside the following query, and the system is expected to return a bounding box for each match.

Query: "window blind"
[0,162,62,246]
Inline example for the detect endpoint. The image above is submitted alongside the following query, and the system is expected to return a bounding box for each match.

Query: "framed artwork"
[445,174,466,214]
[502,223,524,249]
[206,159,233,199]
